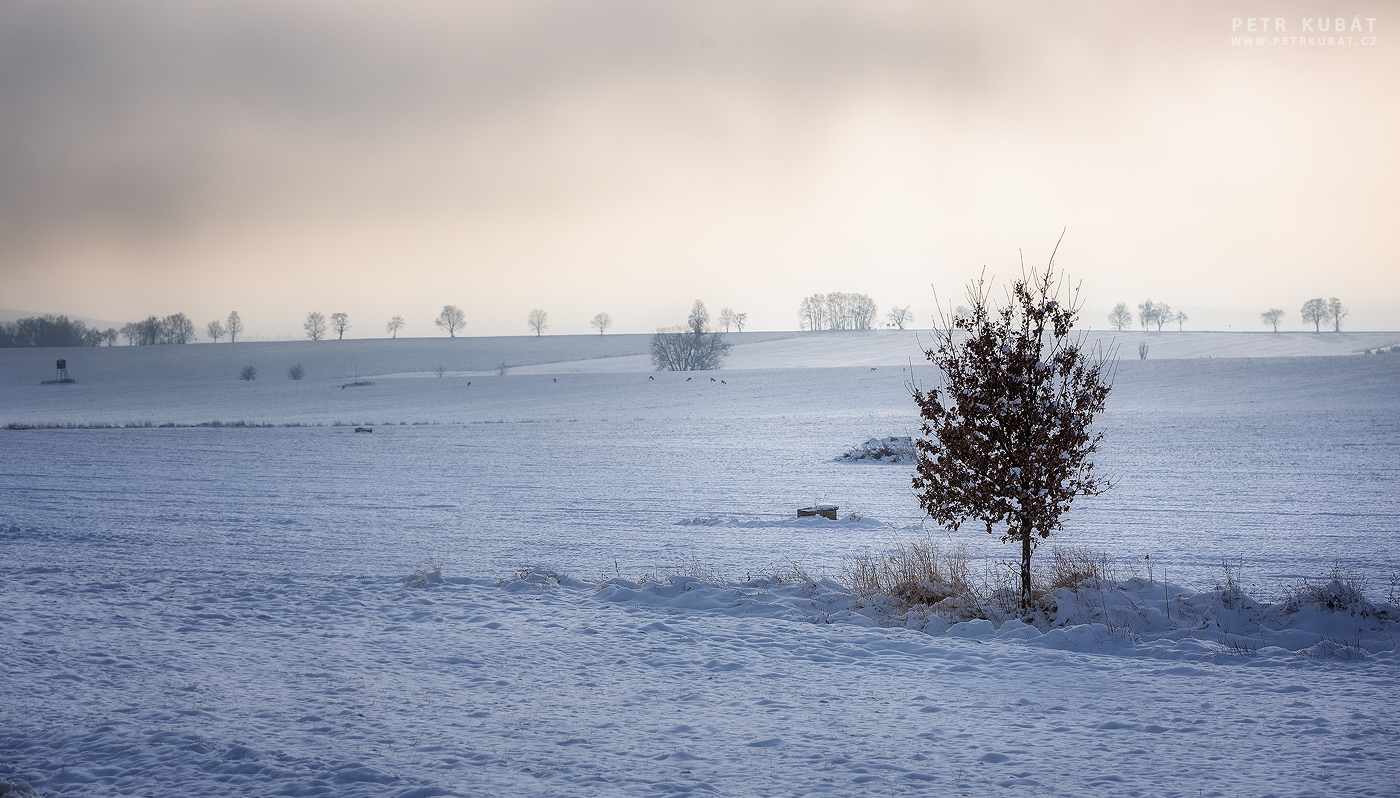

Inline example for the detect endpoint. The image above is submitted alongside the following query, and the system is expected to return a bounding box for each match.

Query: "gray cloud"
[0,0,1113,256]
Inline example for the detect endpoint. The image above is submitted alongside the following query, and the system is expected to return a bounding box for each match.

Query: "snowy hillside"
[3,330,1399,796]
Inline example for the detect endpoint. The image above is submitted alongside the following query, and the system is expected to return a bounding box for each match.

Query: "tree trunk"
[1020,529,1033,610]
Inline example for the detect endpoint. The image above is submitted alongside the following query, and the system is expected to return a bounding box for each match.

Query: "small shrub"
[288,364,305,380]
[239,365,258,381]
[500,565,568,588]
[1214,557,1249,609]
[401,557,445,587]
[434,365,447,377]
[495,361,510,376]
[1284,562,1374,616]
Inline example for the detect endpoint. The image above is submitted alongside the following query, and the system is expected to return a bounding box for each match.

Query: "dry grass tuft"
[500,565,569,588]
[1043,547,1116,594]
[400,557,445,587]
[842,535,976,608]
[840,538,1125,622]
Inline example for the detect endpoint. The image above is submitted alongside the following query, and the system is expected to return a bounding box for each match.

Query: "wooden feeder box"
[797,504,839,520]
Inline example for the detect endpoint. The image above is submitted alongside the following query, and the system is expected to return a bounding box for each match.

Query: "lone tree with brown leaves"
[913,245,1115,610]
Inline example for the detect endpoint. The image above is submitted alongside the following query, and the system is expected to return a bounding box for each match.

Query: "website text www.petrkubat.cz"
[1232,36,1378,45]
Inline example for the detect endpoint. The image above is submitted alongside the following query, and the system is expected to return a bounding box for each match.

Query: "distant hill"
[0,307,126,331]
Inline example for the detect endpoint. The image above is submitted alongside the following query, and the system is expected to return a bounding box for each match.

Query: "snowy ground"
[3,565,1397,797]
[3,333,1400,796]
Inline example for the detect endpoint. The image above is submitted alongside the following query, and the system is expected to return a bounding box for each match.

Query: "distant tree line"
[114,314,196,345]
[798,292,878,331]
[0,315,113,347]
[1261,298,1348,332]
[205,312,244,342]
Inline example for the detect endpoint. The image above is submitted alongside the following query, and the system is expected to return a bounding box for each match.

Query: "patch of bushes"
[1284,563,1375,616]
[840,538,1116,620]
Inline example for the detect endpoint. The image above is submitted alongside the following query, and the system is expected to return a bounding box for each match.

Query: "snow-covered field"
[2,332,1399,796]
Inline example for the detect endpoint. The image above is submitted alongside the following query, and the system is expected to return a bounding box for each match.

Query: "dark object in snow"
[836,436,914,464]
[648,375,654,380]
[341,381,374,389]
[798,505,839,520]
[354,427,372,433]
[553,378,557,382]
[53,359,71,382]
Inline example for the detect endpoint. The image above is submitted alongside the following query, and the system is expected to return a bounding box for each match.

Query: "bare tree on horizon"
[590,312,613,335]
[1108,303,1132,331]
[330,312,350,340]
[206,319,226,343]
[1260,308,1284,332]
[717,307,738,332]
[887,305,913,330]
[304,312,327,341]
[527,309,549,336]
[386,316,405,338]
[226,311,244,343]
[1138,300,1171,332]
[1327,297,1349,332]
[435,305,465,337]
[1300,298,1326,332]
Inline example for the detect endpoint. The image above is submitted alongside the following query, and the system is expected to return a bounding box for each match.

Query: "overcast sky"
[1,0,1395,337]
